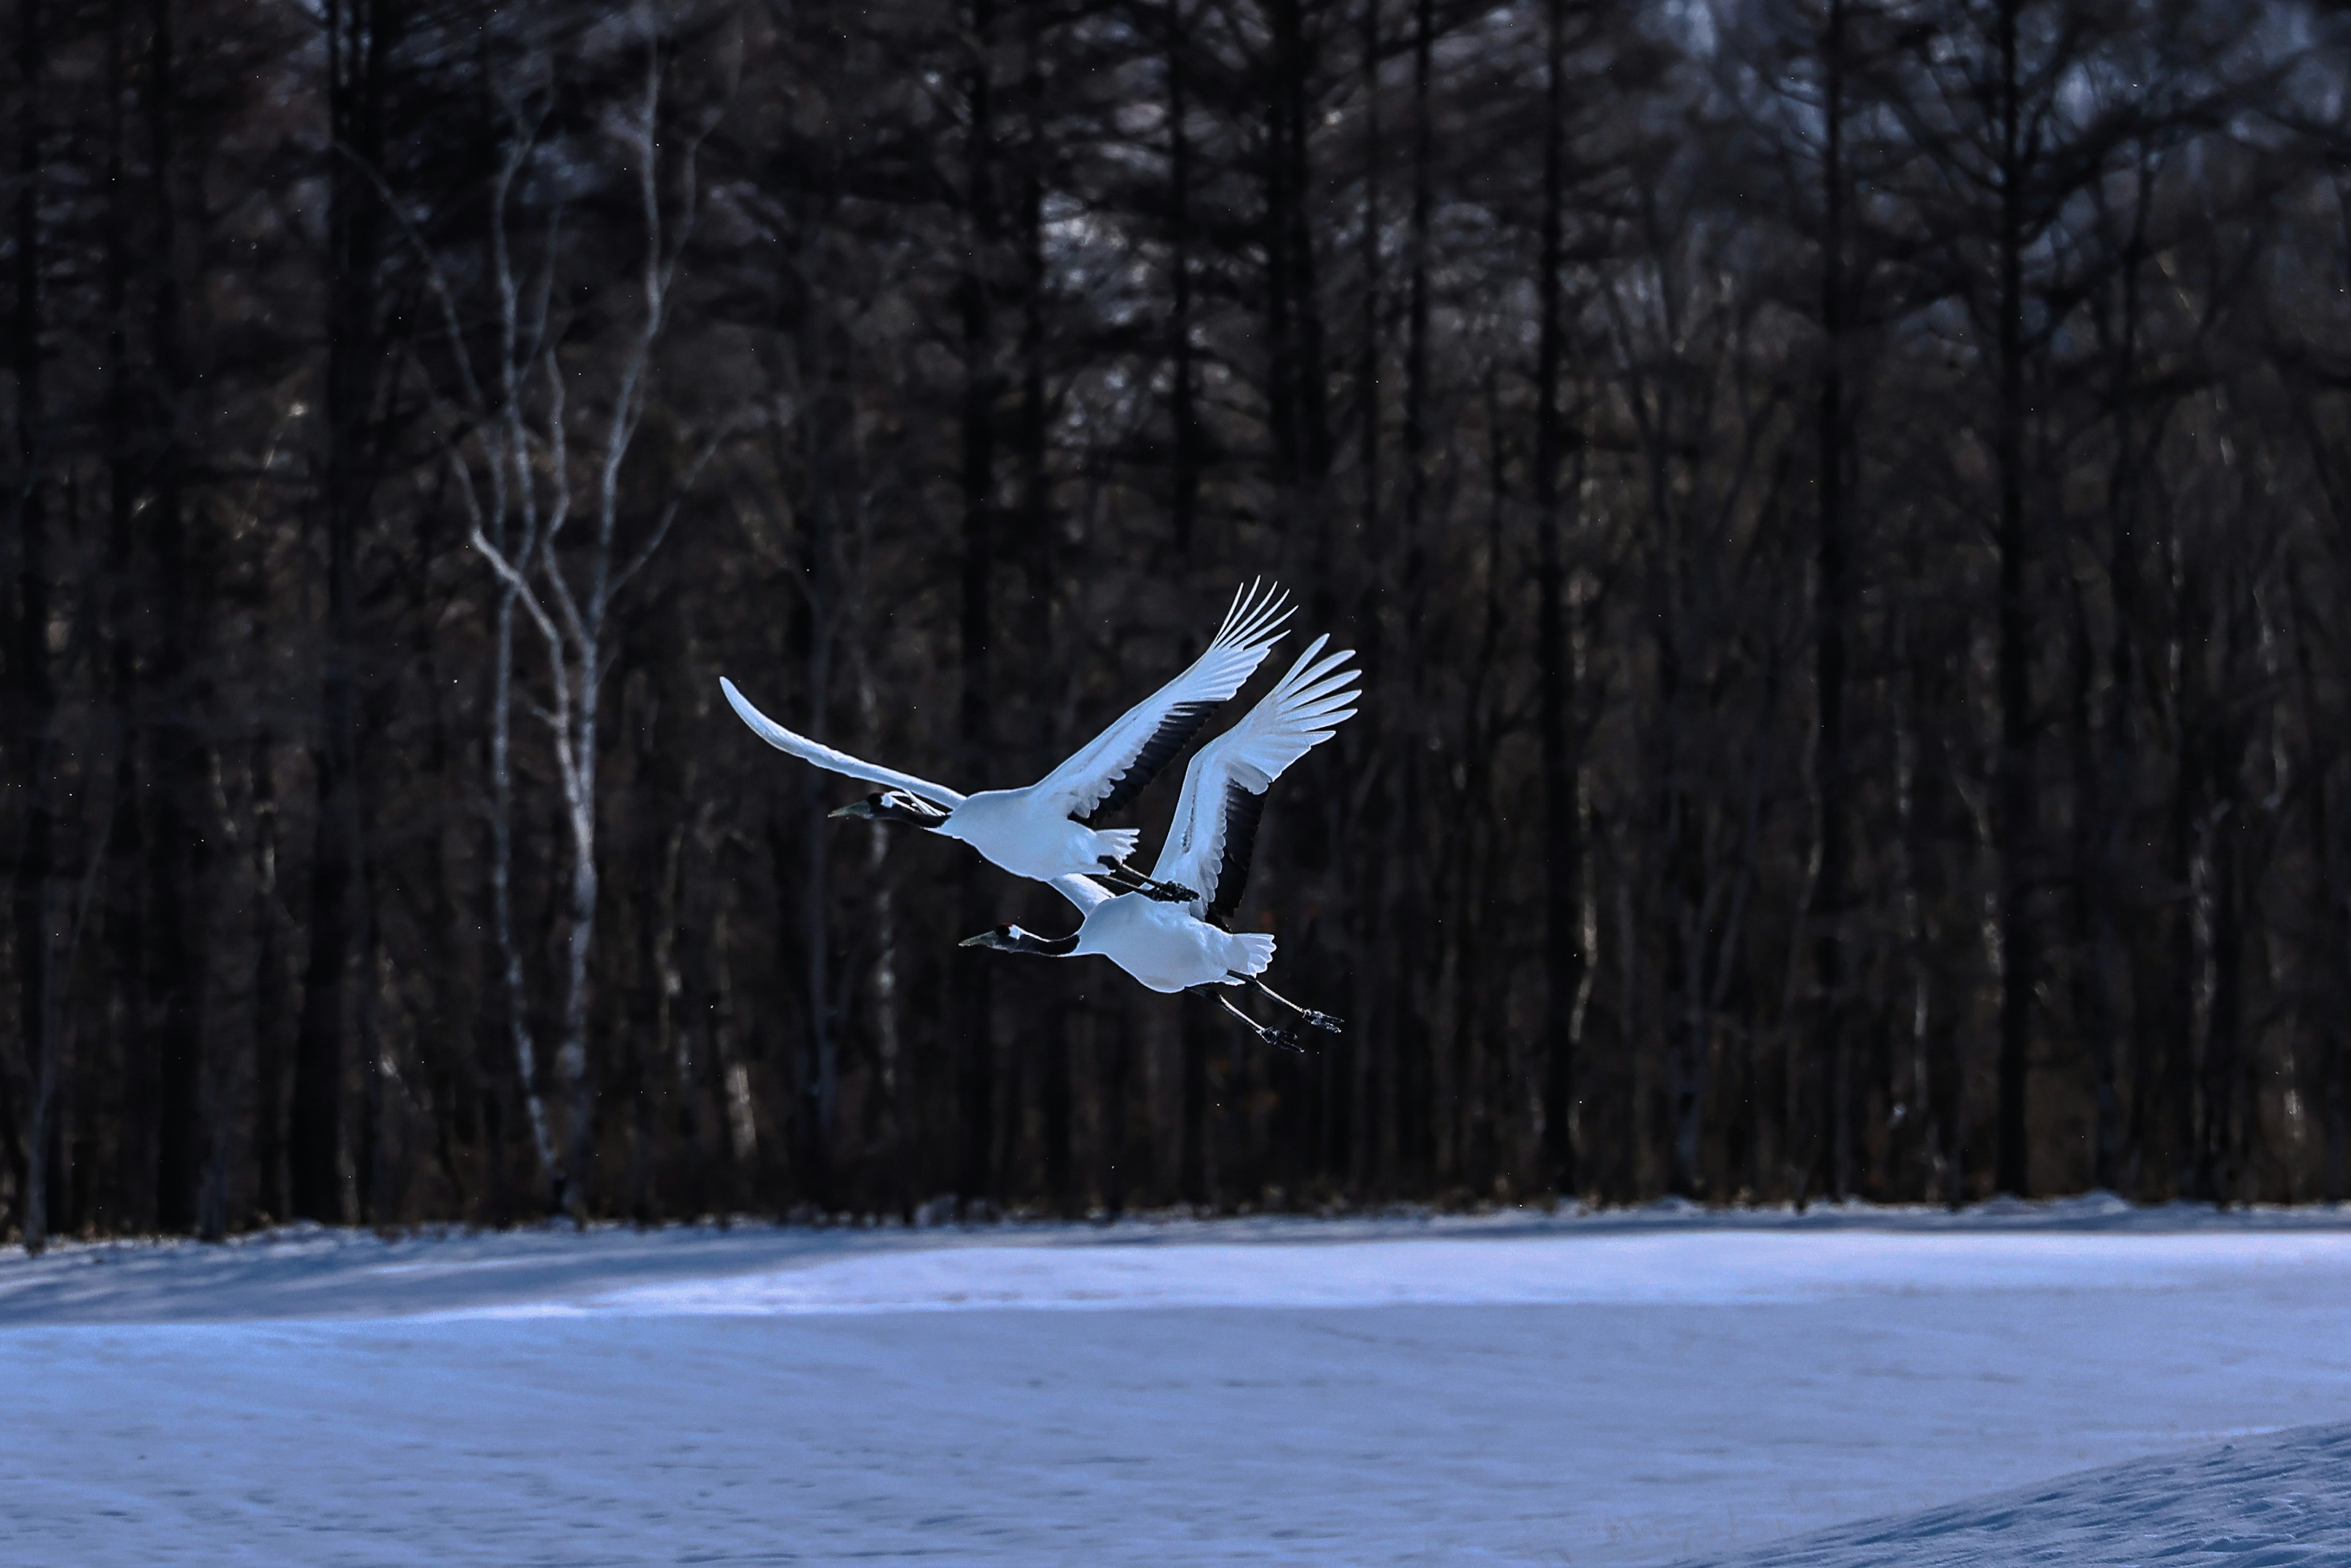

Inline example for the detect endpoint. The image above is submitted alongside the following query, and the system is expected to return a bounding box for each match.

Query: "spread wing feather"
[1150,635,1360,923]
[1202,781,1268,929]
[1035,579,1294,823]
[719,677,967,809]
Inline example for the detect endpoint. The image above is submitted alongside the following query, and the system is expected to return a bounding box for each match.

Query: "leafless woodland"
[6,0,2351,1240]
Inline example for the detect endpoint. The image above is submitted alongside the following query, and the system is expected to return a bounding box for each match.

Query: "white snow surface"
[6,1198,2351,1566]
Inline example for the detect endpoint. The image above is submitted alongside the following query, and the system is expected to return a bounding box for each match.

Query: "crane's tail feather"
[1229,932,1277,978]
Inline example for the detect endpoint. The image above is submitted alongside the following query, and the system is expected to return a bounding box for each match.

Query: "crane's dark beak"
[958,931,992,948]
[830,800,872,819]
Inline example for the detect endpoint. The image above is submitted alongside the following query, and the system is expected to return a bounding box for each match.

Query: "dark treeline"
[6,0,2351,1244]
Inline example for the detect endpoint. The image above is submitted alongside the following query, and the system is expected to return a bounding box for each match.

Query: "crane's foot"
[1199,989,1308,1054]
[1248,978,1342,1033]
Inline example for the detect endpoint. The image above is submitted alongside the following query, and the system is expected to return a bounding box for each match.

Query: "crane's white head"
[831,789,949,827]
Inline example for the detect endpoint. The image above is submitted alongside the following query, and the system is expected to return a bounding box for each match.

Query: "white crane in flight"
[960,632,1359,1049]
[719,580,1293,899]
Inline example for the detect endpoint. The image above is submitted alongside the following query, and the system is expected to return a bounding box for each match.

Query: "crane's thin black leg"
[1188,986,1305,1054]
[1098,857,1198,902]
[1250,978,1344,1034]
[1223,994,1305,1053]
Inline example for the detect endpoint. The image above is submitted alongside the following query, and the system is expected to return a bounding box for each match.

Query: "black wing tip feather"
[1081,699,1218,825]
[1205,779,1269,927]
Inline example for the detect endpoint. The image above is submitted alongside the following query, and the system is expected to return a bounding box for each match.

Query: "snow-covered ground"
[6,1200,2351,1566]
[1693,1418,2351,1567]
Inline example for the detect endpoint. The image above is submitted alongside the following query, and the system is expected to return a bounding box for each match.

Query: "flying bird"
[719,580,1293,899]
[961,632,1359,1049]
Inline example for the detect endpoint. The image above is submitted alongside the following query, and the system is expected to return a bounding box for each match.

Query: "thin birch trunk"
[12,0,57,1253]
[427,40,719,1217]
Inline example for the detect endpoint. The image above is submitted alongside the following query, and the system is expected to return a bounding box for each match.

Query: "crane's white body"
[1056,883,1275,992]
[1024,634,1360,993]
[931,793,1140,885]
[720,581,1291,885]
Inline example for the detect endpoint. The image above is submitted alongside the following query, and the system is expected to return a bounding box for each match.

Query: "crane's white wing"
[719,677,967,809]
[1149,634,1359,925]
[1032,579,1294,822]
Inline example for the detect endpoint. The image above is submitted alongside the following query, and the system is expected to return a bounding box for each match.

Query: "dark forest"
[4,0,2350,1244]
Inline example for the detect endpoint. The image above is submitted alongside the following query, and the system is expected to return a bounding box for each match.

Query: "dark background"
[4,0,2348,1244]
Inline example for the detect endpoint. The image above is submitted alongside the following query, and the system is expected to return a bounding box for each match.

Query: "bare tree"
[403,25,730,1215]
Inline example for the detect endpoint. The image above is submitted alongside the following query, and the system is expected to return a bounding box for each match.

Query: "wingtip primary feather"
[1267,635,1358,703]
[1212,580,1250,643]
[1216,577,1269,643]
[1215,577,1294,655]
[1290,672,1362,711]
[719,675,766,724]
[1289,655,1360,702]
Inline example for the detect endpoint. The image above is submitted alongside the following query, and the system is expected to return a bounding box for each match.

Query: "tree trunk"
[1346,0,1381,1197]
[557,670,601,1217]
[13,0,56,1252]
[143,0,208,1237]
[1167,0,1198,556]
[2100,219,2147,1195]
[795,252,838,1212]
[1813,0,1853,1202]
[2203,800,2243,1201]
[101,0,152,1231]
[1889,609,1937,1197]
[1388,0,1435,1191]
[1265,0,1330,520]
[1992,0,2032,1198]
[2067,580,2117,1195]
[2301,600,2349,1204]
[1019,15,1070,1214]
[958,0,999,1212]
[250,730,287,1223]
[1534,0,1583,1199]
[293,0,392,1225]
[2169,735,2200,1199]
[855,631,902,1215]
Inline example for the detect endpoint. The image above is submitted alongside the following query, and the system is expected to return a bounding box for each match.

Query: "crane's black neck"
[1002,928,1079,956]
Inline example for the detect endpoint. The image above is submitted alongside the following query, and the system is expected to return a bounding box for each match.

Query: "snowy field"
[7,1201,2351,1566]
